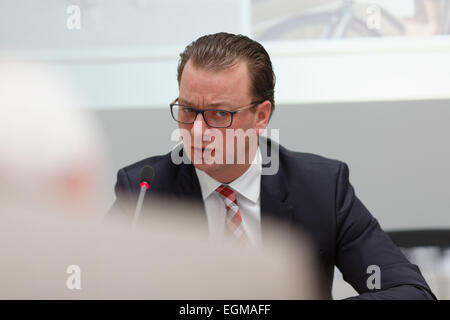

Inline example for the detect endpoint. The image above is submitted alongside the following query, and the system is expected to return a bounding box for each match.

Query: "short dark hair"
[177,32,275,120]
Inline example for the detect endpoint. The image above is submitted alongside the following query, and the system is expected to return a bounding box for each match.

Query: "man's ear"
[255,100,271,135]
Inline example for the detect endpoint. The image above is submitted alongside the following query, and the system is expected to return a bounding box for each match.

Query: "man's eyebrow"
[178,99,233,109]
[178,98,193,105]
[208,101,233,108]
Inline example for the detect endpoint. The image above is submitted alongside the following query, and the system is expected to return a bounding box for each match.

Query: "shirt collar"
[195,148,262,203]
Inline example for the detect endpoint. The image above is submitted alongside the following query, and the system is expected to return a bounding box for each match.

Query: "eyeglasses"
[169,98,263,128]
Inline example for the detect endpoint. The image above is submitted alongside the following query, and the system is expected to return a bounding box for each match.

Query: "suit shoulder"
[120,152,172,176]
[279,144,345,176]
[281,145,342,166]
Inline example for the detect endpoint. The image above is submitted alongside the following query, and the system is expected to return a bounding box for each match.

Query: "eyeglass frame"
[169,98,264,128]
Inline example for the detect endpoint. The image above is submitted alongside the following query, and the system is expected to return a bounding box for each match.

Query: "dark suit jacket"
[110,138,435,300]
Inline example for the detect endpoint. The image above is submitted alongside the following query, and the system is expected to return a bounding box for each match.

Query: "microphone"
[132,165,154,227]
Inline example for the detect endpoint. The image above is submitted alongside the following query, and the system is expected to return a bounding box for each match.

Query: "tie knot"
[215,185,236,203]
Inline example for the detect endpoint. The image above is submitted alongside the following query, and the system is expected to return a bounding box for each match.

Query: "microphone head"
[139,165,154,184]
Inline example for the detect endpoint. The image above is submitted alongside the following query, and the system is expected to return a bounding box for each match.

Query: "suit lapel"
[173,162,209,229]
[170,144,204,202]
[260,170,295,241]
[176,163,203,200]
[259,137,295,241]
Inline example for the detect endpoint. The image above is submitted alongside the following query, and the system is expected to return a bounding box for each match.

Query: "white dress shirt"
[195,148,262,248]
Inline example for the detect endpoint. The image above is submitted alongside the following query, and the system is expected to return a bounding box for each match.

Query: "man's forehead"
[179,59,251,107]
[181,59,248,81]
[188,57,246,74]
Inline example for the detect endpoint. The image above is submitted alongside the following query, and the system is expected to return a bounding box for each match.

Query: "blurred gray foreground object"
[0,198,322,299]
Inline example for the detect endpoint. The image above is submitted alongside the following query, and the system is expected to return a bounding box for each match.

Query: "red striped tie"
[215,185,247,244]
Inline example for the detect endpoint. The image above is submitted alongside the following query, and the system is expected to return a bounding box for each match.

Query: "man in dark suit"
[111,32,435,299]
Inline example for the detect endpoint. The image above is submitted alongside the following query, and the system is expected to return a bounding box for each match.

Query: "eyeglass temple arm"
[232,100,264,114]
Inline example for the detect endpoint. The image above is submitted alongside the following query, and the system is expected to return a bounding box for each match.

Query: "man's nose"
[193,112,206,124]
[191,112,207,137]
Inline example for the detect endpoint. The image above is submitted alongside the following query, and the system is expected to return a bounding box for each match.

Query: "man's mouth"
[192,146,213,151]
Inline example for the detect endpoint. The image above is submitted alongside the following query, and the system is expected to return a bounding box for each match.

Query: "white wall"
[3,1,450,109]
[7,37,450,109]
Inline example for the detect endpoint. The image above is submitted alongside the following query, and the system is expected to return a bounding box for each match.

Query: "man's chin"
[192,161,224,174]
[188,149,222,171]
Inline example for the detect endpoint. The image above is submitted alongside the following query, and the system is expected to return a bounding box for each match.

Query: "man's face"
[177,59,269,176]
